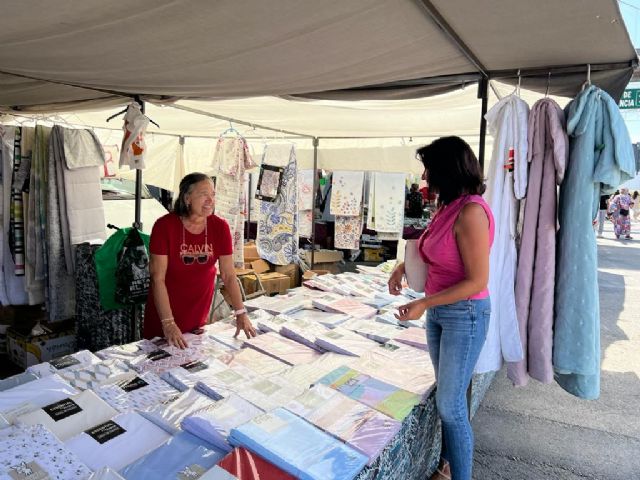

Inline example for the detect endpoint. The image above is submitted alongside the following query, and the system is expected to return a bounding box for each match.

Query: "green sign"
[619,88,640,109]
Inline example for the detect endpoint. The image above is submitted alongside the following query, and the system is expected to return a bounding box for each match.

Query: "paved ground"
[472,222,640,479]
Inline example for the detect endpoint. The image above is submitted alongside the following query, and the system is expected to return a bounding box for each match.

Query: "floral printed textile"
[330,171,364,217]
[335,215,363,249]
[213,137,254,267]
[256,145,298,266]
[297,169,314,238]
[373,173,406,233]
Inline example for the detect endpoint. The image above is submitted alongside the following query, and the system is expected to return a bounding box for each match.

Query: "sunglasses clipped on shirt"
[181,253,209,265]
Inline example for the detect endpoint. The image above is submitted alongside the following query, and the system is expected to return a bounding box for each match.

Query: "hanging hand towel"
[554,86,635,400]
[335,215,363,249]
[476,94,529,374]
[63,129,105,169]
[298,169,314,238]
[119,103,149,170]
[373,173,406,233]
[330,171,364,216]
[256,144,298,265]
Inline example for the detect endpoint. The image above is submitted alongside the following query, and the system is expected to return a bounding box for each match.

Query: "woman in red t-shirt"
[144,172,257,348]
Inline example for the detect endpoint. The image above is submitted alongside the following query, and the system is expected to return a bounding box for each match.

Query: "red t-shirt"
[143,213,233,338]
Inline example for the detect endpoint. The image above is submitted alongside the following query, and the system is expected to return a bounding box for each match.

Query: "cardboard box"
[248,259,270,274]
[313,262,341,274]
[244,242,259,260]
[300,249,343,264]
[258,272,290,296]
[364,247,385,262]
[302,269,330,281]
[274,264,301,289]
[7,320,76,369]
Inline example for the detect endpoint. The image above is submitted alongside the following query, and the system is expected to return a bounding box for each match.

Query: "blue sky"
[620,0,640,46]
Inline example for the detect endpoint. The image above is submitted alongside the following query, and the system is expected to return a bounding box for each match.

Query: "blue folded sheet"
[229,407,368,480]
[120,431,226,479]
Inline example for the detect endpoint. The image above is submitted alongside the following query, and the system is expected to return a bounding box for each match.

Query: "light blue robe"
[554,86,635,399]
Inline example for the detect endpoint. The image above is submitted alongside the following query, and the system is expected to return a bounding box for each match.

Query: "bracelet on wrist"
[233,308,247,317]
[160,317,175,324]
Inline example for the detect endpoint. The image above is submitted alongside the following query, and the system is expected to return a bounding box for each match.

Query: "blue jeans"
[426,298,490,480]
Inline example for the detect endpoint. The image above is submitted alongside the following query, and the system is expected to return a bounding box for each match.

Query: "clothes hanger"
[581,64,592,92]
[105,98,160,128]
[219,121,243,138]
[516,69,522,97]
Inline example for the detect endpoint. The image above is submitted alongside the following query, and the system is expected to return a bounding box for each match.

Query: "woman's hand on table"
[388,262,405,296]
[395,298,429,321]
[234,313,258,339]
[162,319,188,349]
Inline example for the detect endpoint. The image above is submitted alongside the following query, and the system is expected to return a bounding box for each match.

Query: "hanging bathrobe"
[508,98,567,386]
[476,94,528,373]
[554,86,635,399]
[257,144,298,265]
[0,125,28,305]
[213,137,255,267]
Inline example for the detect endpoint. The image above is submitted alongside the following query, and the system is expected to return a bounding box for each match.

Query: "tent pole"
[310,137,319,270]
[133,96,144,230]
[477,77,489,170]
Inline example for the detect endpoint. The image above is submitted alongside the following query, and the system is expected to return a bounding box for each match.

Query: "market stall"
[0,1,637,479]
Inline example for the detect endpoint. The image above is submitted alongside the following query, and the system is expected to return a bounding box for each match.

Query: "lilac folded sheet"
[314,327,378,357]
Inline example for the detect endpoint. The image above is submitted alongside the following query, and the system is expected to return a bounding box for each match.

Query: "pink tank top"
[418,194,494,299]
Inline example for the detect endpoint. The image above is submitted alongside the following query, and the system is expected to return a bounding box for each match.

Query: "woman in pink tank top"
[388,136,494,480]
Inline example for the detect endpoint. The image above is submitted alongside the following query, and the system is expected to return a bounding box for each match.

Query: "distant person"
[596,194,609,237]
[609,188,634,240]
[633,191,640,222]
[406,183,425,218]
[420,184,438,205]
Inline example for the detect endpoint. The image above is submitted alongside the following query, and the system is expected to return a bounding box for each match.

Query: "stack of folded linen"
[285,384,401,465]
[344,320,405,344]
[280,318,330,351]
[139,388,217,434]
[234,376,305,412]
[217,447,296,479]
[393,327,428,350]
[289,309,350,328]
[0,424,92,479]
[226,347,289,377]
[93,372,179,413]
[279,352,355,389]
[0,372,38,392]
[229,407,368,480]
[15,390,118,441]
[27,350,102,378]
[181,394,264,453]
[58,359,133,391]
[193,361,259,401]
[317,366,421,422]
[244,332,322,366]
[0,374,78,425]
[314,327,379,357]
[65,411,171,471]
[119,430,226,479]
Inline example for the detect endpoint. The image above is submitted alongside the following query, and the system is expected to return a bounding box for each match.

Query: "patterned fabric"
[297,169,314,238]
[9,127,25,276]
[58,359,133,391]
[213,137,254,267]
[335,215,363,249]
[330,171,365,216]
[94,372,179,413]
[75,243,144,350]
[27,350,102,378]
[373,173,406,233]
[0,424,92,480]
[610,193,633,237]
[256,144,298,266]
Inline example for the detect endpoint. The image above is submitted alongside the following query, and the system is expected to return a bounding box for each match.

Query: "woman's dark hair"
[173,172,213,217]
[634,191,639,199]
[416,136,485,205]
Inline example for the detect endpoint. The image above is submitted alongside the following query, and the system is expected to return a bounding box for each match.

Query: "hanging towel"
[256,144,298,265]
[119,103,149,170]
[298,169,314,238]
[373,172,406,232]
[508,98,567,386]
[213,137,255,267]
[330,171,364,216]
[24,127,45,305]
[554,86,635,400]
[63,128,105,169]
[335,215,363,249]
[47,126,75,321]
[9,127,25,276]
[476,94,529,373]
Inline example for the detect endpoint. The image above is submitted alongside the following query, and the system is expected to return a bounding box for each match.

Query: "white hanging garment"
[476,94,528,373]
[119,103,149,170]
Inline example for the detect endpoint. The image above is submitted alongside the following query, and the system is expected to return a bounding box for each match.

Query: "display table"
[358,372,495,480]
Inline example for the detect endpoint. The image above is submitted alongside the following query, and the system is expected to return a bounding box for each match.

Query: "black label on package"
[146,349,172,361]
[43,398,82,422]
[118,376,149,392]
[180,360,208,373]
[86,420,126,444]
[49,355,81,370]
